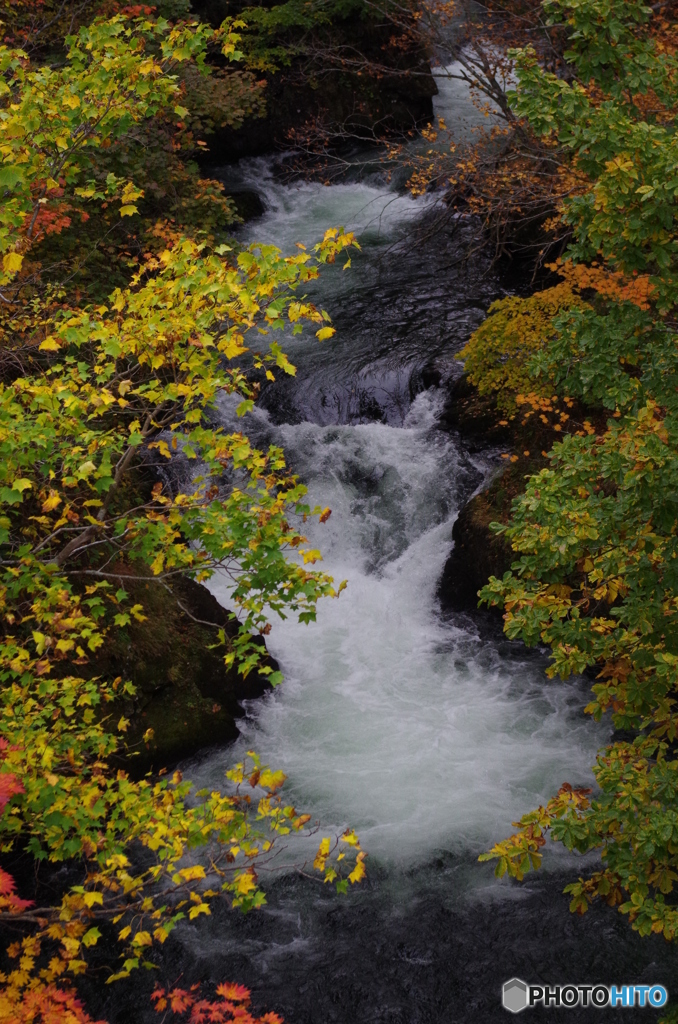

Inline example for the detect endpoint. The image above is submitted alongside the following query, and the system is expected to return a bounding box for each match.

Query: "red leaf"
[0,771,24,813]
[0,866,34,913]
[151,987,167,1010]
[0,867,17,895]
[215,984,250,1004]
[169,988,195,1014]
[13,982,108,1023]
[189,1001,227,1024]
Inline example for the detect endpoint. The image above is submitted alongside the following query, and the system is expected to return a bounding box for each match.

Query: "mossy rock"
[94,574,276,775]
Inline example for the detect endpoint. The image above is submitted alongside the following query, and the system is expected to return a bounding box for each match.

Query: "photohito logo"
[502,979,668,1012]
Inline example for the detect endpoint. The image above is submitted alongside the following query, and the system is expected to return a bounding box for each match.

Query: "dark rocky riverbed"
[81,859,678,1023]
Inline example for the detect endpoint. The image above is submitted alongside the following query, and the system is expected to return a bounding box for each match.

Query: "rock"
[438,372,511,451]
[438,489,513,613]
[227,189,266,222]
[96,574,277,774]
[437,375,516,613]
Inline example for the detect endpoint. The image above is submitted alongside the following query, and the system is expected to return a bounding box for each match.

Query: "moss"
[93,574,276,775]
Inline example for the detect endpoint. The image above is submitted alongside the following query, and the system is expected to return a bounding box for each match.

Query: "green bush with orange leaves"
[470,1,678,988]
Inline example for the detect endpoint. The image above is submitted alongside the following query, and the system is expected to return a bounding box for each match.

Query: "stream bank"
[437,364,612,617]
[95,571,276,775]
[195,5,437,164]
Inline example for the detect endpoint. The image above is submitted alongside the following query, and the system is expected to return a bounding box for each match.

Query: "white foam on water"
[193,392,607,866]
[222,157,439,253]
[186,134,608,871]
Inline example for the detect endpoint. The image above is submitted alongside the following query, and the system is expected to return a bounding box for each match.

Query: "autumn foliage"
[150,982,282,1024]
[462,0,678,978]
[0,4,365,1022]
[1,976,283,1024]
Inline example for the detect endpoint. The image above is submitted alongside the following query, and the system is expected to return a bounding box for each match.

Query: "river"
[90,68,678,1024]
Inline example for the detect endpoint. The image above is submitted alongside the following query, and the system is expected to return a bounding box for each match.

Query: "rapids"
[202,389,603,864]
[85,68,678,1024]
[194,104,603,866]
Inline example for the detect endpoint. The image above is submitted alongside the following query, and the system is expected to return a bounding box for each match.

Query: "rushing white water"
[218,59,498,256]
[432,61,504,139]
[188,82,608,871]
[220,155,438,254]
[195,391,606,866]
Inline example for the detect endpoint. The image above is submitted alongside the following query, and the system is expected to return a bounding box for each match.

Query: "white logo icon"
[503,978,529,1013]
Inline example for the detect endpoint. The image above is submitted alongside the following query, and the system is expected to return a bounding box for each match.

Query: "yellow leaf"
[39,337,61,354]
[2,252,23,274]
[61,937,81,956]
[119,204,138,218]
[131,931,152,947]
[219,336,248,360]
[42,491,61,512]
[235,871,256,895]
[188,903,211,920]
[313,837,331,871]
[316,326,335,341]
[348,851,367,884]
[175,865,206,883]
[83,892,103,908]
[149,440,171,459]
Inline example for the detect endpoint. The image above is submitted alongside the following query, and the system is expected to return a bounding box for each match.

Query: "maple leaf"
[215,983,250,1004]
[0,771,24,812]
[0,868,17,896]
[0,867,34,914]
[151,987,167,1012]
[189,1000,227,1024]
[169,988,195,1014]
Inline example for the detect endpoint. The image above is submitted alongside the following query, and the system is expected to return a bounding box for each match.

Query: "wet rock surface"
[97,575,276,774]
[438,489,513,613]
[437,374,513,612]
